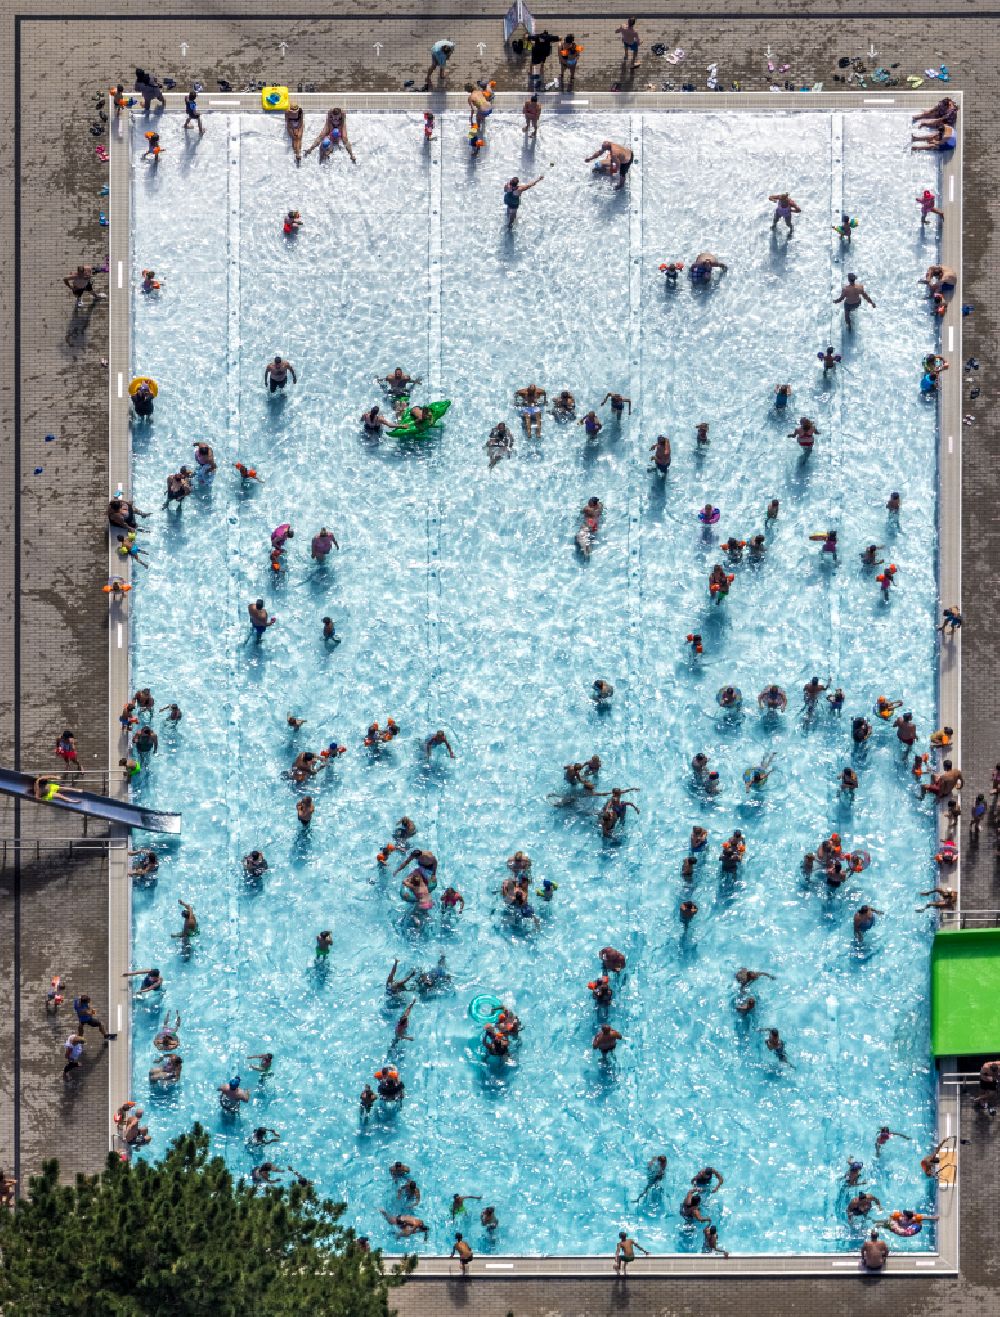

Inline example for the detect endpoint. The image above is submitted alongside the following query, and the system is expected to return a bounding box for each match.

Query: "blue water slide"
[0,768,181,834]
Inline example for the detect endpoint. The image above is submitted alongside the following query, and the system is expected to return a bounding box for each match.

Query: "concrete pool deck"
[1,3,998,1314]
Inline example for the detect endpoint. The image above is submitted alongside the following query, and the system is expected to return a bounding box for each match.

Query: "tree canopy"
[0,1124,414,1316]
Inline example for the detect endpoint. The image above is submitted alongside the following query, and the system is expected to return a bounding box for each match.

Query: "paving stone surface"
[0,3,997,1313]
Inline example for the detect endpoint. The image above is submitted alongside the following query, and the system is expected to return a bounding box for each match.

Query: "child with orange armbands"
[103,576,132,599]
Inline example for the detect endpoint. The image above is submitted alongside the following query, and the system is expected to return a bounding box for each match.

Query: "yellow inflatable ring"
[129,377,158,397]
[261,86,290,112]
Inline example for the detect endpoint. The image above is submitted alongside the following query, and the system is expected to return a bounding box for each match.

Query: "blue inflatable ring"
[469,993,503,1024]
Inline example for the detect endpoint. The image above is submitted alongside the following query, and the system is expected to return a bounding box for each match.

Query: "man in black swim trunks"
[264,356,297,393]
[584,140,634,191]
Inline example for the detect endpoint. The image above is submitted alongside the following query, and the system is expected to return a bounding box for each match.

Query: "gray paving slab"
[0,3,997,1314]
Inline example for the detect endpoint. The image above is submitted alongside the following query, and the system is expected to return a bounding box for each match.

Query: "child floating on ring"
[744,753,777,792]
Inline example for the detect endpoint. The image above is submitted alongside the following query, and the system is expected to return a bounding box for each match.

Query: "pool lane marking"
[623,112,645,1107]
[426,131,443,751]
[828,112,845,673]
[428,128,442,396]
[224,114,243,1053]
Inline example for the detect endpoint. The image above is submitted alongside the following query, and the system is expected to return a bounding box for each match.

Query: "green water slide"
[931,927,1000,1056]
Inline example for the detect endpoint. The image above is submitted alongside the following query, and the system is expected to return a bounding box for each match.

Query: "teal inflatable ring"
[469,993,503,1024]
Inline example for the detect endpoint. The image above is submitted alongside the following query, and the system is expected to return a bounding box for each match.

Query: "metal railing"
[0,837,128,868]
[939,910,1000,930]
[12,768,128,796]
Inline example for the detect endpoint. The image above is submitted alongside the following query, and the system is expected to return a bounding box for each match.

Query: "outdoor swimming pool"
[128,107,944,1256]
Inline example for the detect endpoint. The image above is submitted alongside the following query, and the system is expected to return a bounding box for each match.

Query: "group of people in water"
[99,93,965,1267]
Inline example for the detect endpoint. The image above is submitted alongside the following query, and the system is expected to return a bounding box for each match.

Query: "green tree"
[0,1124,414,1316]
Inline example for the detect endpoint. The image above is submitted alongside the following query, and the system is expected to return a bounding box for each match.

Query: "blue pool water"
[129,108,945,1256]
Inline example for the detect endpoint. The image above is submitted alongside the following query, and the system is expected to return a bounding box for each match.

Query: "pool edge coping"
[105,91,963,1277]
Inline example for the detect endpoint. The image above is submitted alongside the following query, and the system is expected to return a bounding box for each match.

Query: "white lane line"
[948,325,954,353]
[117,372,123,398]
[428,128,442,395]
[117,623,123,648]
[117,260,123,289]
[949,174,954,203]
[948,435,953,454]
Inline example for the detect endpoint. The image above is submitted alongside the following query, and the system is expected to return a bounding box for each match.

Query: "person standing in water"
[285,103,305,162]
[523,93,541,136]
[504,175,544,229]
[516,384,547,436]
[311,527,339,561]
[248,599,276,640]
[635,1155,667,1203]
[584,140,634,190]
[769,192,801,231]
[264,356,297,393]
[834,274,876,328]
[649,435,671,473]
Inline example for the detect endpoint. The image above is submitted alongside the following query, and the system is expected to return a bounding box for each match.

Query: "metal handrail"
[0,838,128,868]
[0,768,129,803]
[943,911,1000,932]
[15,768,127,781]
[0,837,127,845]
